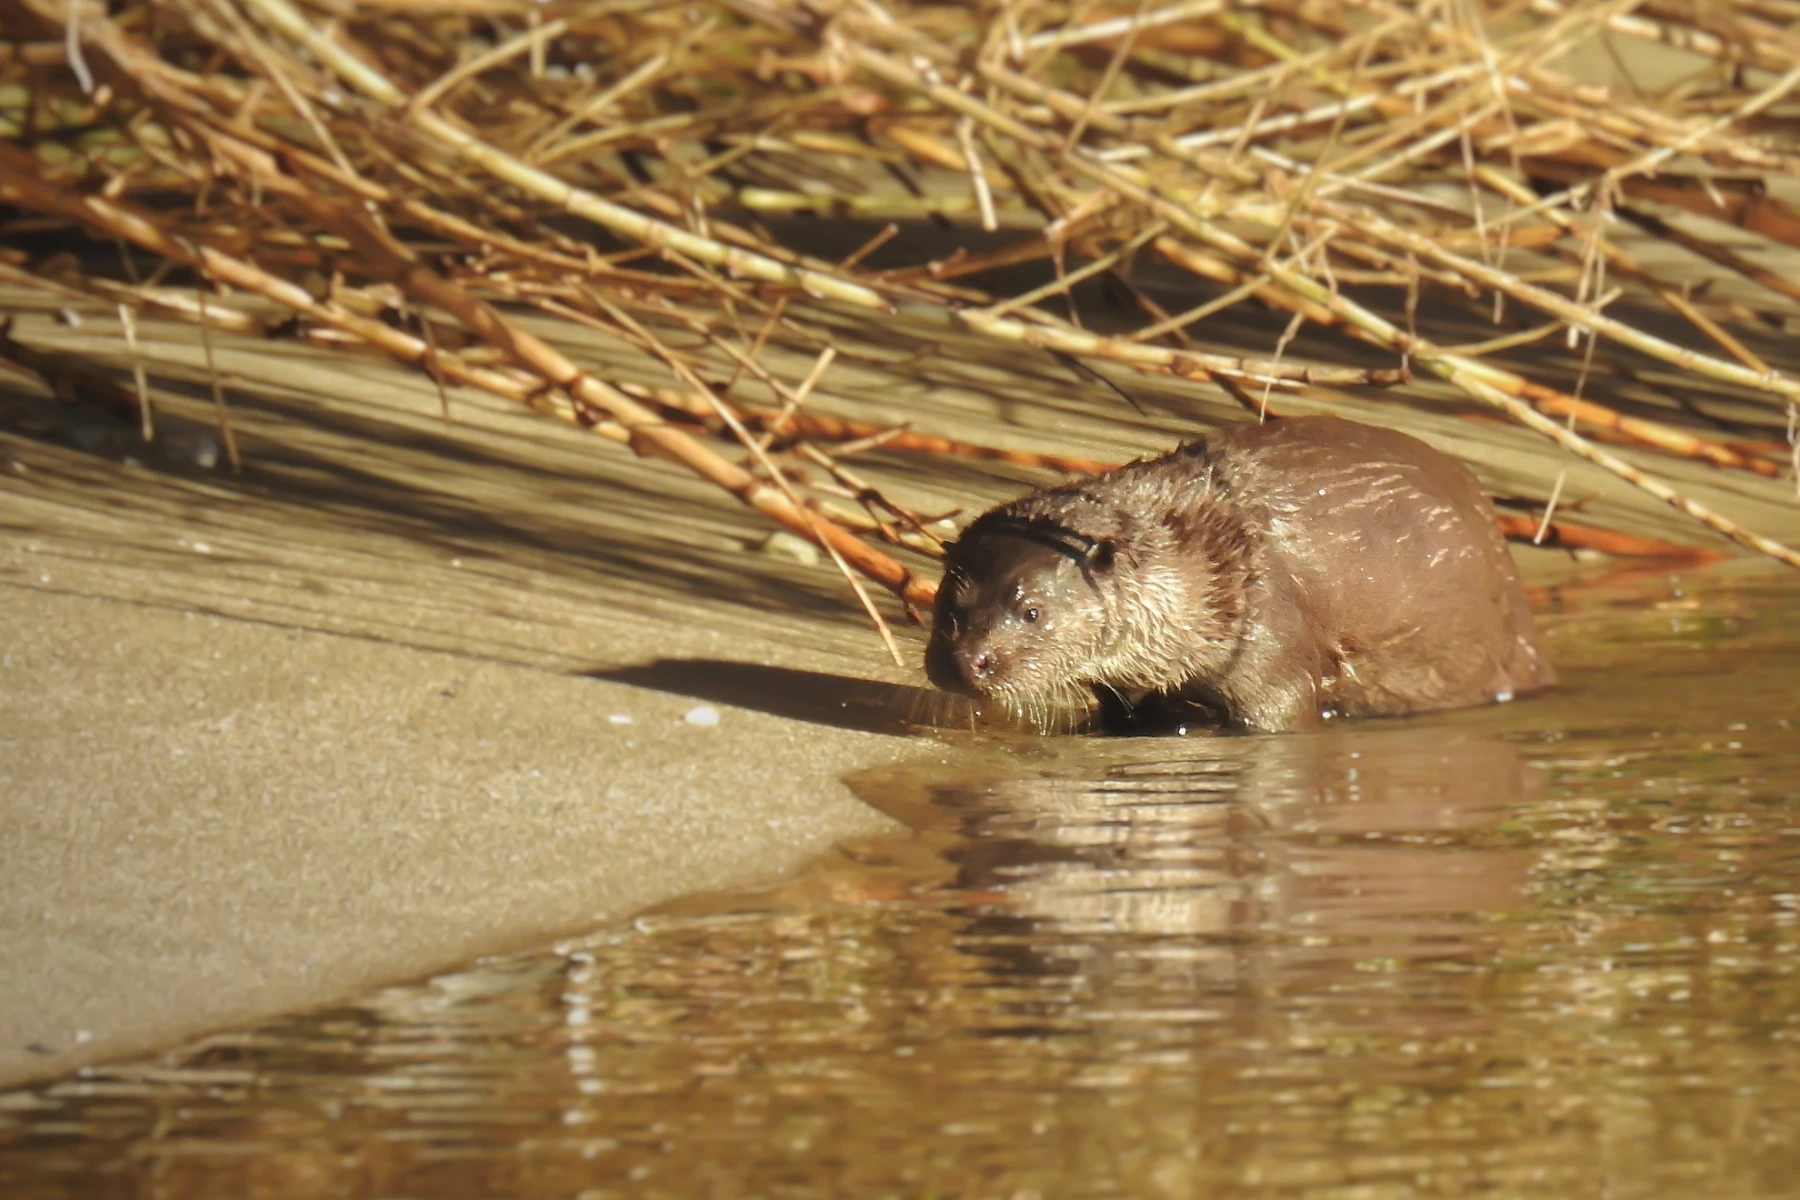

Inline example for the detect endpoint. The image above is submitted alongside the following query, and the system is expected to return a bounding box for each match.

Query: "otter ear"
[1084,539,1117,574]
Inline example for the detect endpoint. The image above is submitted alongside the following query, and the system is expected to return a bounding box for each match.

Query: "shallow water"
[3,569,1798,1199]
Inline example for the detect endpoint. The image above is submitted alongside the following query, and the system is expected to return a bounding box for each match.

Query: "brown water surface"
[3,569,1799,1198]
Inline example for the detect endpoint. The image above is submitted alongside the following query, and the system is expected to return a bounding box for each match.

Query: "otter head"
[925,521,1118,709]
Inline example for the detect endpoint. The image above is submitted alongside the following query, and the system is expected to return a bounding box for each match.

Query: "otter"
[924,415,1555,733]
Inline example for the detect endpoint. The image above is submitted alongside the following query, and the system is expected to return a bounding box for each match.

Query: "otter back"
[925,415,1556,732]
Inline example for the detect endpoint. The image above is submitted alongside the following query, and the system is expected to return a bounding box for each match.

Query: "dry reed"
[3,0,1799,643]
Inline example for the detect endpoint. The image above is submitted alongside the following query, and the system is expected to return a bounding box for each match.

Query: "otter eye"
[1023,606,1041,623]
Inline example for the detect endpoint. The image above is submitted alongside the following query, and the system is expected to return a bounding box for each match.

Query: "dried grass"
[3,0,1800,643]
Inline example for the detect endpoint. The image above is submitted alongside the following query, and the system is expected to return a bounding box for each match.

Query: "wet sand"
[3,277,1798,1090]
[0,288,933,1086]
[0,586,901,1086]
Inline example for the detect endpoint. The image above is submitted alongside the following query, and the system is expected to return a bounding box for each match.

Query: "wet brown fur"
[925,416,1557,733]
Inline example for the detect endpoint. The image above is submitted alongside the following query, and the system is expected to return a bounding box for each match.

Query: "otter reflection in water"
[854,726,1537,1015]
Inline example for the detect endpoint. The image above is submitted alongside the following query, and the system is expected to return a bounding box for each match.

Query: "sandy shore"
[0,584,909,1086]
[4,276,1796,1089]
[0,291,941,1085]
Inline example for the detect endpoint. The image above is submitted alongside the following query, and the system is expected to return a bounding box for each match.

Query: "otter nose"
[924,633,1001,696]
[957,645,998,686]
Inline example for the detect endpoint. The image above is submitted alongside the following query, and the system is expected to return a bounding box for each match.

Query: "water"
[3,569,1798,1198]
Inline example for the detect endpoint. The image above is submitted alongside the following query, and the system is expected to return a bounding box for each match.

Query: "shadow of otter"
[588,660,1246,737]
[587,660,960,736]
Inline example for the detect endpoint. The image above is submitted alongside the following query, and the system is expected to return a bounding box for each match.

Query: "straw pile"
[3,0,1799,644]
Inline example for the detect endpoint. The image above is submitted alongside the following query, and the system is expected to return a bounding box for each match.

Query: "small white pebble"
[192,541,212,555]
[74,1030,92,1045]
[39,573,50,584]
[755,530,821,567]
[1494,689,1514,703]
[683,705,720,727]
[607,713,633,726]
[8,460,25,474]
[192,436,219,469]
[451,558,463,567]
